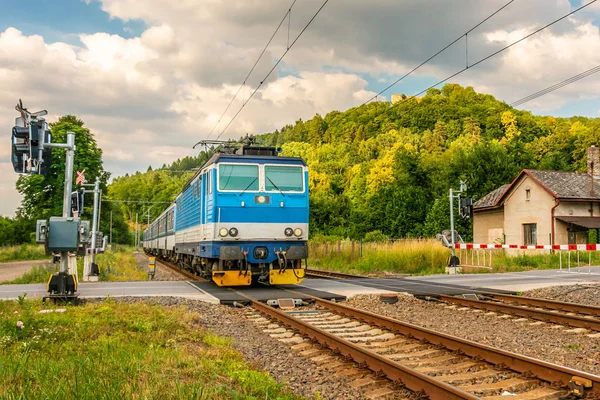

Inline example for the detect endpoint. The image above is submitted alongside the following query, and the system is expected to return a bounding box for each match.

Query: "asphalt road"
[0,259,52,282]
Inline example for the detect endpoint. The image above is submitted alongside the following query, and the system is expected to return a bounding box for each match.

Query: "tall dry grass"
[309,239,450,275]
[310,238,600,276]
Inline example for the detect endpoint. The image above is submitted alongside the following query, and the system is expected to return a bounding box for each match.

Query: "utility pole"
[91,178,100,262]
[59,132,76,276]
[448,180,467,270]
[109,211,112,246]
[135,213,138,248]
[81,178,101,281]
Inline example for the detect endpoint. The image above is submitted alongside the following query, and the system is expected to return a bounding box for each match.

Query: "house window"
[523,223,537,245]
[525,189,531,201]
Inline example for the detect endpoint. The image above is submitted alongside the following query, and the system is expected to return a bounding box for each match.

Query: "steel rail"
[482,292,600,317]
[154,258,205,281]
[251,299,480,400]
[439,294,600,331]
[282,291,600,395]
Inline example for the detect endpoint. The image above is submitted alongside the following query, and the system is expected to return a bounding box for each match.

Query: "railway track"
[433,293,600,332]
[305,268,366,279]
[249,292,600,399]
[154,258,205,281]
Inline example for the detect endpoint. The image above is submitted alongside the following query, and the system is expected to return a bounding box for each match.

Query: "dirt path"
[0,259,52,282]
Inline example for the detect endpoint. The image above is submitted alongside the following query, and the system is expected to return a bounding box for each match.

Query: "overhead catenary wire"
[510,64,600,107]
[102,200,172,204]
[215,0,330,141]
[361,0,516,106]
[206,0,298,140]
[410,0,598,99]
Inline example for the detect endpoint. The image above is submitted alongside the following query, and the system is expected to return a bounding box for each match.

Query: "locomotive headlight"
[257,195,266,204]
[294,228,303,237]
[219,228,228,237]
[229,227,238,237]
[284,227,294,237]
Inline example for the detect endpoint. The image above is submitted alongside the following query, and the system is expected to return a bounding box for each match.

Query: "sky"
[1,0,600,217]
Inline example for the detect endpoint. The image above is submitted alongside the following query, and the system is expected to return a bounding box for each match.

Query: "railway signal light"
[11,100,51,175]
[11,126,29,173]
[71,189,85,216]
[459,196,473,219]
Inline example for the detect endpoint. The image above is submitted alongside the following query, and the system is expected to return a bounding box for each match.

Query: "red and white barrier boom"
[454,243,598,251]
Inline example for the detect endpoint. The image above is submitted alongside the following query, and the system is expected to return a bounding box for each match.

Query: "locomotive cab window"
[219,164,259,191]
[265,165,303,192]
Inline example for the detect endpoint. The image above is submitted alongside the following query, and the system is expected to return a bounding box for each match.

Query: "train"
[143,140,308,286]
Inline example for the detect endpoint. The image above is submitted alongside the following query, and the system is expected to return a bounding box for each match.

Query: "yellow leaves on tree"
[308,170,331,193]
[365,142,406,195]
[500,111,520,143]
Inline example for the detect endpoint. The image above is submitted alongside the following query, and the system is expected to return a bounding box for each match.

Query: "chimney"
[587,146,600,179]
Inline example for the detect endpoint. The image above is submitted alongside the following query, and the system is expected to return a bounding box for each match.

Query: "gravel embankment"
[524,283,600,307]
[133,253,187,281]
[346,293,600,375]
[86,296,368,400]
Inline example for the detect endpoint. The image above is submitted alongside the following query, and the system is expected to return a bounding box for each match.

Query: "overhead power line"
[410,0,597,99]
[510,64,600,107]
[102,200,172,204]
[361,0,515,106]
[215,0,330,141]
[206,0,298,140]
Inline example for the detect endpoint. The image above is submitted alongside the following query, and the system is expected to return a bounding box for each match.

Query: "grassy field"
[95,246,147,281]
[0,244,48,263]
[308,239,600,275]
[309,240,449,275]
[0,299,300,399]
[1,246,146,284]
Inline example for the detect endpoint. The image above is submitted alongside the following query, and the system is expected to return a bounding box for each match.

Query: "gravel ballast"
[524,283,600,307]
[346,292,600,376]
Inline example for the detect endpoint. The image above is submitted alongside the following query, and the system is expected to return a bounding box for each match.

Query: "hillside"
[107,84,600,240]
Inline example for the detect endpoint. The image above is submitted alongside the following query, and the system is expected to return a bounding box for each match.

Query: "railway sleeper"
[246,302,600,399]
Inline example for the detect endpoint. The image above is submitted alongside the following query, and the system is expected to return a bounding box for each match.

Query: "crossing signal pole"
[448,180,469,271]
[11,100,84,301]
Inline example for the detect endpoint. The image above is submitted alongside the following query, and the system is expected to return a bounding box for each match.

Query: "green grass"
[0,244,48,263]
[1,246,146,284]
[0,299,301,399]
[95,246,147,281]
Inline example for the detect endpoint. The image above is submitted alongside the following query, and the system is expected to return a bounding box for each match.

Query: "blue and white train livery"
[143,143,308,286]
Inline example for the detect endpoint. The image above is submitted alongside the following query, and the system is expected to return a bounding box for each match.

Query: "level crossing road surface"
[0,266,598,302]
[0,281,221,303]
[406,265,600,292]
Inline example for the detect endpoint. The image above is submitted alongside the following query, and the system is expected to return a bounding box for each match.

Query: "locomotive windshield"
[265,165,303,192]
[219,164,259,191]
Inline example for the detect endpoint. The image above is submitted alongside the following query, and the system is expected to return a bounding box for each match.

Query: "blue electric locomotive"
[144,141,308,286]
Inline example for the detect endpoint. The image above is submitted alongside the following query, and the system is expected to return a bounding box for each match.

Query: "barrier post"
[559,250,562,271]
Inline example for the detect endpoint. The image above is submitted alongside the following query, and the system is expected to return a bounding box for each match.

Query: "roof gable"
[473,184,509,210]
[475,169,600,212]
[524,169,600,200]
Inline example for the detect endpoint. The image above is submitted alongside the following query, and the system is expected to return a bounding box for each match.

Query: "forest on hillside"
[77,84,600,241]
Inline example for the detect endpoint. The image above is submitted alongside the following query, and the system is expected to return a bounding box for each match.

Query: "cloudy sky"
[1,0,600,216]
